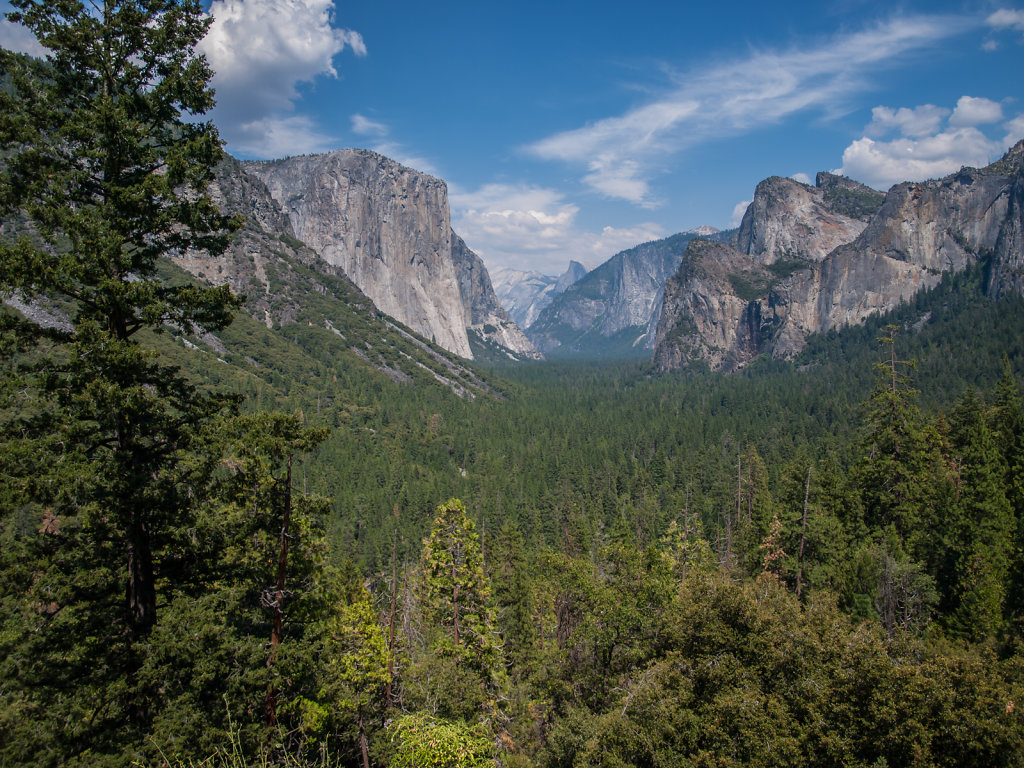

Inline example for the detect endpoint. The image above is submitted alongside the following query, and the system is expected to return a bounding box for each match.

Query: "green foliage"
[409,499,505,724]
[821,184,886,220]
[0,2,243,763]
[382,713,495,768]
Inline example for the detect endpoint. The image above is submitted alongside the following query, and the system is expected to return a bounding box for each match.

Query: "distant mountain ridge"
[654,141,1024,372]
[527,228,728,358]
[490,260,590,329]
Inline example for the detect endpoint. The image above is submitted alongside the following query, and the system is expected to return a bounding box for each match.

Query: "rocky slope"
[245,149,537,361]
[528,229,725,357]
[654,141,1024,372]
[490,261,589,329]
[734,173,882,263]
[450,232,542,359]
[169,154,498,398]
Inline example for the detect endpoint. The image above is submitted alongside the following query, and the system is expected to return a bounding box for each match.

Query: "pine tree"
[418,498,501,676]
[0,2,238,762]
[408,498,504,726]
[945,388,1014,639]
[854,327,948,557]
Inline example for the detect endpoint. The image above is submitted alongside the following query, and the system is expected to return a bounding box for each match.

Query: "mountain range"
[654,141,1024,372]
[146,139,1024,379]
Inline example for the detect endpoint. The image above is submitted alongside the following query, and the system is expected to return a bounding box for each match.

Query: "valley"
[2,8,1024,765]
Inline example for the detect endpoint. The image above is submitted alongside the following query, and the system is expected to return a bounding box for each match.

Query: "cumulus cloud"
[791,173,812,185]
[0,15,47,58]
[450,183,664,273]
[838,97,1014,190]
[950,96,1004,127]
[527,14,972,205]
[866,104,949,137]
[200,0,365,157]
[730,200,752,228]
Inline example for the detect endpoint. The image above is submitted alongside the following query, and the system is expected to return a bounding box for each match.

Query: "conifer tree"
[409,498,504,727]
[945,388,1014,638]
[854,327,948,556]
[0,2,238,761]
[418,498,501,676]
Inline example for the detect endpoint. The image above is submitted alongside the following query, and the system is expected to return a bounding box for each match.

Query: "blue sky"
[3,1,1024,275]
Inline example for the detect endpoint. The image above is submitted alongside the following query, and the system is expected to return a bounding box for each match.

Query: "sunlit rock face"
[248,149,536,360]
[655,141,1024,372]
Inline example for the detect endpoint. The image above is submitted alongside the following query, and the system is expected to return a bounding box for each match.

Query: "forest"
[1,2,1023,767]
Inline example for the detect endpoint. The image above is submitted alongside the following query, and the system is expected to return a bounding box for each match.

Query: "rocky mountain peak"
[246,149,536,361]
[654,142,1024,373]
[735,174,875,264]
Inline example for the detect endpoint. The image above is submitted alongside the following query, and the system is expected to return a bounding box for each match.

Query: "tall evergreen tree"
[945,388,1014,639]
[854,327,948,557]
[0,2,238,763]
[408,498,504,727]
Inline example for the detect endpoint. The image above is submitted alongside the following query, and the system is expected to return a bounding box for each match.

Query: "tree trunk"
[385,505,398,710]
[796,467,811,598]
[265,454,293,728]
[359,714,371,768]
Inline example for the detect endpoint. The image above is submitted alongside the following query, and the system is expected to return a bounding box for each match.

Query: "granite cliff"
[450,231,542,359]
[246,149,537,361]
[528,228,724,357]
[491,261,589,329]
[654,141,1024,372]
[169,154,498,398]
[735,173,882,264]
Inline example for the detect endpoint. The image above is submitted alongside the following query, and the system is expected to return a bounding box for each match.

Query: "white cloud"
[986,8,1024,31]
[351,114,389,137]
[838,94,1016,189]
[949,96,1004,127]
[527,14,972,204]
[839,127,1002,191]
[0,17,47,58]
[200,0,365,157]
[867,104,949,137]
[1006,114,1024,146]
[791,173,812,185]
[730,200,752,228]
[228,115,339,158]
[450,183,664,273]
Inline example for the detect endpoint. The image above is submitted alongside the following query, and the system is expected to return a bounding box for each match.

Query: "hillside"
[527,228,729,358]
[655,142,1024,371]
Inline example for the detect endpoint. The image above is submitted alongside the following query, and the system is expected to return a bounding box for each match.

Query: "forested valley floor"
[2,3,1024,764]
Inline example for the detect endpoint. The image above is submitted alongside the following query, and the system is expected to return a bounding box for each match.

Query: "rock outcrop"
[170,154,498,398]
[654,141,1024,372]
[450,232,542,359]
[528,229,722,357]
[491,261,589,329]
[735,174,882,264]
[653,240,775,372]
[246,149,536,360]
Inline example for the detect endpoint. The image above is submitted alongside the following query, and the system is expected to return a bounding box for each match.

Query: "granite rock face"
[654,141,1024,372]
[450,232,542,359]
[169,155,498,397]
[653,240,775,372]
[247,149,536,360]
[735,175,880,264]
[528,229,720,356]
